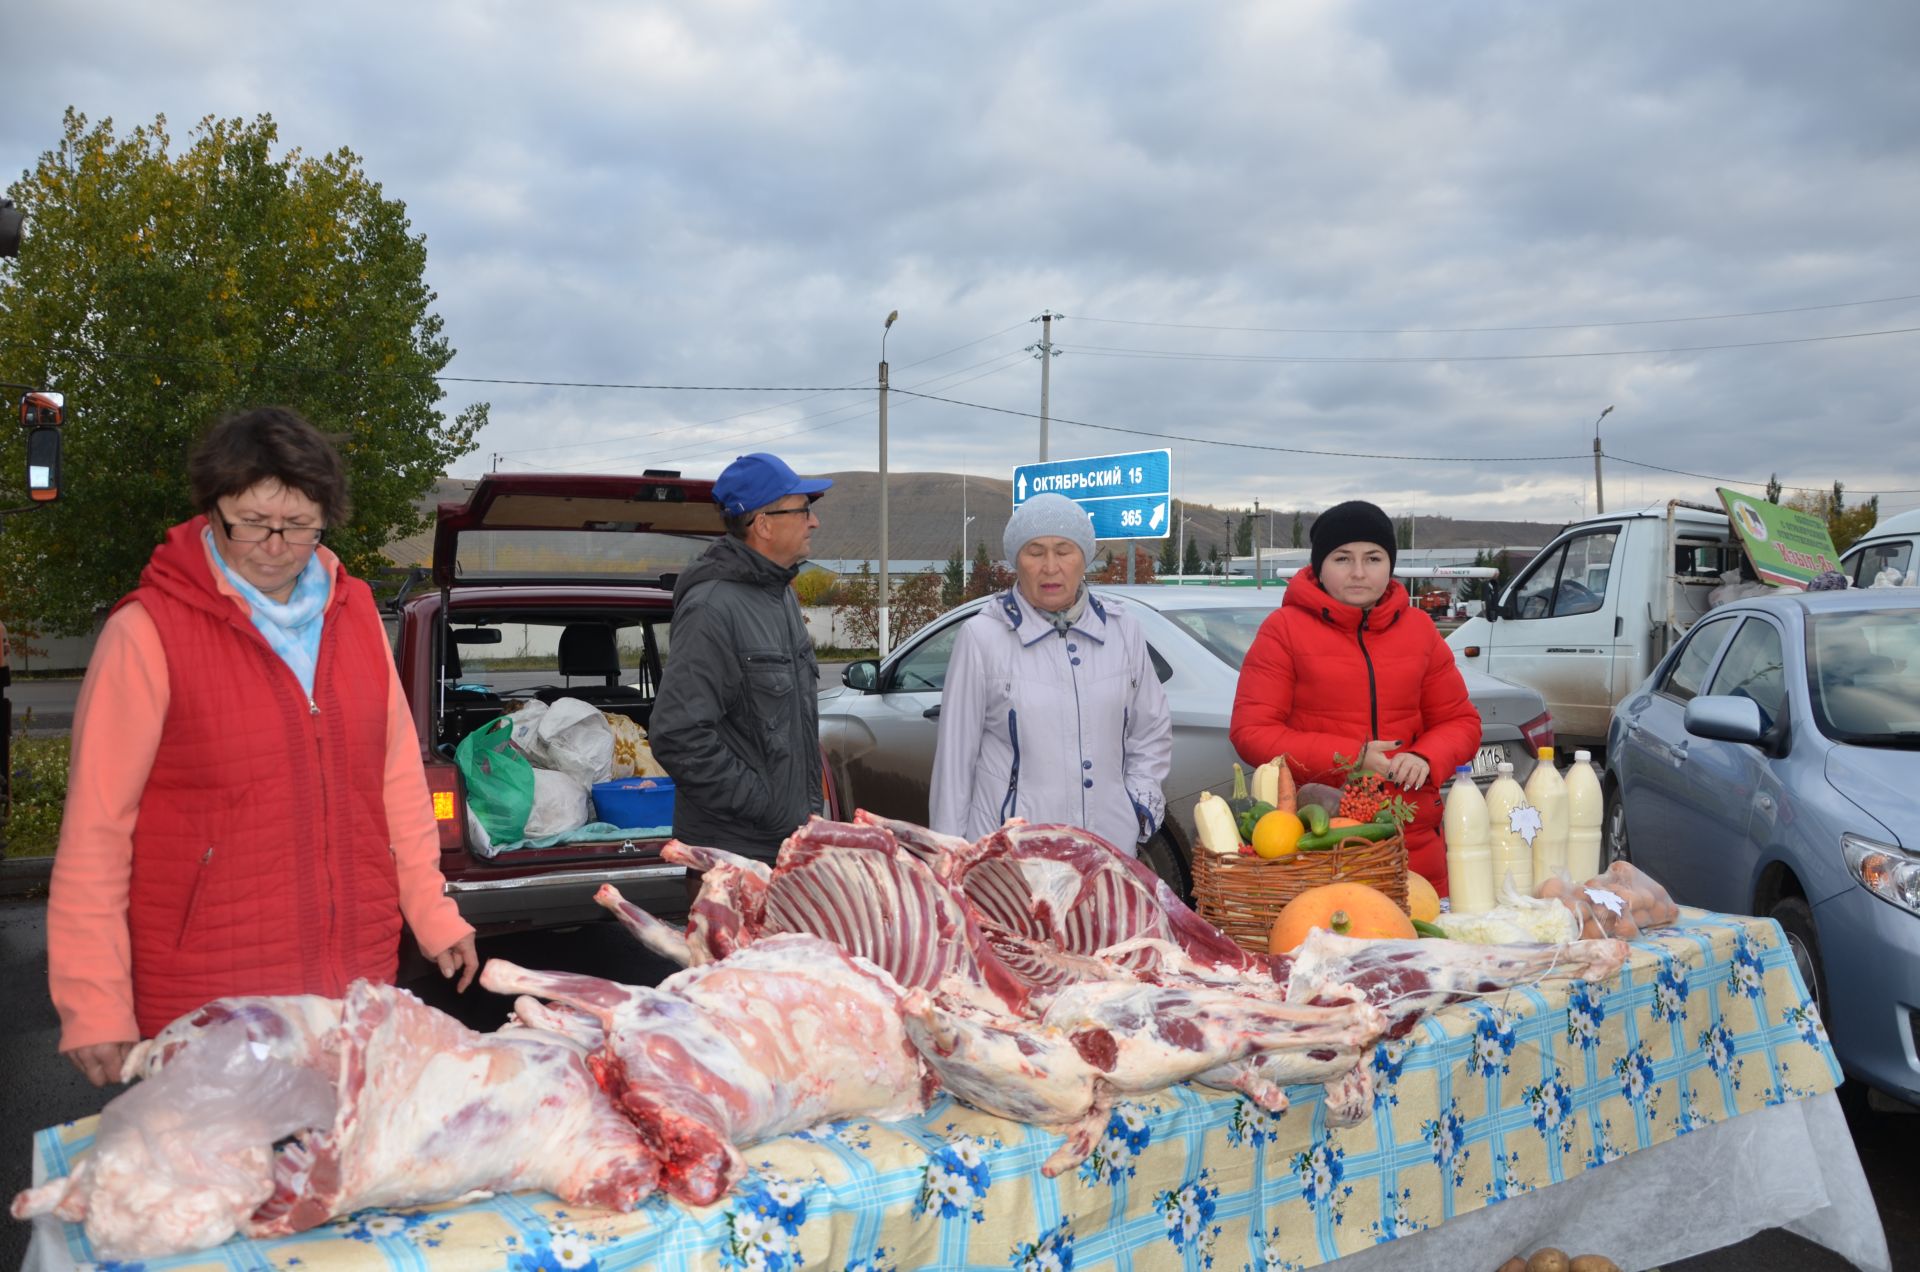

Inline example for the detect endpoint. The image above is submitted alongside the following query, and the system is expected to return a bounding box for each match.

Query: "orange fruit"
[1251,809,1305,859]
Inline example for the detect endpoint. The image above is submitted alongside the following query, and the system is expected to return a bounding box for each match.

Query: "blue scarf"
[205,528,330,696]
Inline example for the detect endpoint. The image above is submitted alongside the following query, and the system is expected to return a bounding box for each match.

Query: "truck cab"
[1447,501,1738,753]
[1841,506,1920,588]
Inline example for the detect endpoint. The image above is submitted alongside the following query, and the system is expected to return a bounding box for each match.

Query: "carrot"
[1273,755,1297,814]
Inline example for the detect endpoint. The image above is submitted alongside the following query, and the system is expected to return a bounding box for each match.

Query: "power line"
[1060,325,1920,365]
[890,387,1920,494]
[495,322,1033,458]
[1066,292,1920,336]
[890,388,1585,462]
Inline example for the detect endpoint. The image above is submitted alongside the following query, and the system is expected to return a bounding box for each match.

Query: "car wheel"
[1139,830,1191,903]
[1770,895,1827,1021]
[1602,780,1631,866]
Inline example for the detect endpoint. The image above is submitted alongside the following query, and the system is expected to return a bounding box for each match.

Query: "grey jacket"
[651,536,823,860]
[929,589,1172,855]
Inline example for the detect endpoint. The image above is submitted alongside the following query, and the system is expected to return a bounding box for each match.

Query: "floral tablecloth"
[27,909,1842,1272]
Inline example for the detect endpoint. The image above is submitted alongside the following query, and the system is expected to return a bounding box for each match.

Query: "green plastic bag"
[455,715,535,846]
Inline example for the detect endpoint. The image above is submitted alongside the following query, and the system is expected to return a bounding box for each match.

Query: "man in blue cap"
[651,453,833,866]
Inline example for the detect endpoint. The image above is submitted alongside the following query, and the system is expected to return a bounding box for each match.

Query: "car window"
[1509,530,1619,619]
[1705,618,1787,732]
[1659,616,1737,703]
[888,622,962,692]
[1146,643,1173,684]
[1158,606,1280,668]
[1848,539,1914,587]
[1808,611,1920,742]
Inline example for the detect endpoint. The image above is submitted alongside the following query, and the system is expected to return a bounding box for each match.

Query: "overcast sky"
[8,1,1919,524]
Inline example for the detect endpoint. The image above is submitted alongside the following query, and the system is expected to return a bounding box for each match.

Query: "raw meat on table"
[482,932,931,1206]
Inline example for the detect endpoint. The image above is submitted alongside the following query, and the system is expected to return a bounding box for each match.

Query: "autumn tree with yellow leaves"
[0,110,485,632]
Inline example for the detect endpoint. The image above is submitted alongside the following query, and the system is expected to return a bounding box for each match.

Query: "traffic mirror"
[19,391,64,503]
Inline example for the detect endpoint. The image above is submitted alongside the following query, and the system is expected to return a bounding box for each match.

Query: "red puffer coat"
[1229,569,1481,892]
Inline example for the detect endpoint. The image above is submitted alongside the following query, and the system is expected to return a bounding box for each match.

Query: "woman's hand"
[1358,739,1403,777]
[1386,751,1432,790]
[428,932,481,992]
[65,1041,136,1087]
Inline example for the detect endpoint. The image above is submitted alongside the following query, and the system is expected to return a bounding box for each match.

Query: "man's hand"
[65,1041,136,1087]
[428,932,481,992]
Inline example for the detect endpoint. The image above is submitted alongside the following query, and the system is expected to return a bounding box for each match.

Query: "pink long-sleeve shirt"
[47,541,472,1052]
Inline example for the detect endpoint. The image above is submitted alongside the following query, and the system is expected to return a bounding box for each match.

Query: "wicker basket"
[1191,833,1409,955]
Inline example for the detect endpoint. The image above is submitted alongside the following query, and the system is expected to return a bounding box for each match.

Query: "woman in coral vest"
[47,408,478,1086]
[1228,500,1481,893]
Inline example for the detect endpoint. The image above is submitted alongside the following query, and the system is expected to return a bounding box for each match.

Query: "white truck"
[1840,506,1920,587]
[1445,500,1740,755]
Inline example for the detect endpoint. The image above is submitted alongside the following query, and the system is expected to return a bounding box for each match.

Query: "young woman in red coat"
[1229,501,1482,892]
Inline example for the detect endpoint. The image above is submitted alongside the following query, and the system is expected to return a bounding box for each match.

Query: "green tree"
[1182,536,1202,576]
[0,110,485,634]
[1157,532,1177,574]
[1234,512,1253,556]
[1397,516,1414,549]
[1290,511,1303,548]
[1765,473,1782,504]
[966,540,995,599]
[942,547,965,610]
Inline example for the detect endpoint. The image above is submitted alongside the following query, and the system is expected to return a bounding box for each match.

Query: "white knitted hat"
[1003,493,1096,565]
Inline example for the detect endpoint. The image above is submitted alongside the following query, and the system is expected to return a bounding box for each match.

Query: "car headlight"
[1842,833,1920,915]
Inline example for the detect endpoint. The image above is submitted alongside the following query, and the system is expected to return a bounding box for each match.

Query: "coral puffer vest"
[123,518,400,1038]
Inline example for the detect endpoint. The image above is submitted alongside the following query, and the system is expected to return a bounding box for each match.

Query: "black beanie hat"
[1310,500,1398,576]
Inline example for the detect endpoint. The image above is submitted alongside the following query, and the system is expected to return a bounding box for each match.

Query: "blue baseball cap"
[712,452,833,517]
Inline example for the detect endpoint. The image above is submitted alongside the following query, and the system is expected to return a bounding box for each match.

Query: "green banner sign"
[1715,488,1842,588]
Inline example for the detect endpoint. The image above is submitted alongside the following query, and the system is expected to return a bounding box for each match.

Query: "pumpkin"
[1405,872,1442,924]
[1268,882,1417,953]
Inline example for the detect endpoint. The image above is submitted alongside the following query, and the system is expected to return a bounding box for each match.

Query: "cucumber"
[1300,804,1330,837]
[1296,819,1399,852]
[1411,918,1450,939]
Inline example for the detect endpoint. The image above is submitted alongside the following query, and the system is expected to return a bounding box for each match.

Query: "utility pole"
[878,311,898,656]
[1028,310,1062,461]
[1592,404,1614,515]
[1253,498,1262,589]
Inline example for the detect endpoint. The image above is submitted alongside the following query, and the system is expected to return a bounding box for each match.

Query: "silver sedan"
[818,585,1552,894]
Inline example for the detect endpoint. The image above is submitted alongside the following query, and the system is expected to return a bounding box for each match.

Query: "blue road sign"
[1011,448,1173,540]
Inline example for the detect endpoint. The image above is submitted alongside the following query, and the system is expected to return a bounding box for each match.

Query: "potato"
[1568,1258,1622,1272]
[1496,1259,1528,1272]
[1527,1250,1571,1272]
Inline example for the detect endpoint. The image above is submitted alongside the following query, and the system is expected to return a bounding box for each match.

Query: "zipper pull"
[200,847,214,865]
[308,696,320,716]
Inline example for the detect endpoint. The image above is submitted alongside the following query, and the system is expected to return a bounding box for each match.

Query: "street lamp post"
[1592,404,1614,514]
[878,311,898,656]
[1176,503,1192,587]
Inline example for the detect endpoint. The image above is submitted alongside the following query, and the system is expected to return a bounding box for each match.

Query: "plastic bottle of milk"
[1565,749,1606,881]
[1524,746,1570,884]
[1442,765,1495,915]
[1484,761,1533,898]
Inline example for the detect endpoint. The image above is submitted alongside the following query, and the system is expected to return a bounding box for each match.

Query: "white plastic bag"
[10,1021,338,1259]
[523,768,593,838]
[506,699,549,754]
[532,698,616,784]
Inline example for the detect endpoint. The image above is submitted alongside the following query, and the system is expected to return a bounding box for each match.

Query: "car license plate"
[1470,744,1508,776]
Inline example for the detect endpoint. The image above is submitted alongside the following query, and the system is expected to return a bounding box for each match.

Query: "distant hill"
[380,471,1563,569]
[806,471,1562,562]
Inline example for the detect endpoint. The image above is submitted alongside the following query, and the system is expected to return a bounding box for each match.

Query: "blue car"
[1606,588,1920,1102]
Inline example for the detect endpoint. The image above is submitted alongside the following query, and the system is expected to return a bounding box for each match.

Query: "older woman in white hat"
[929,494,1173,854]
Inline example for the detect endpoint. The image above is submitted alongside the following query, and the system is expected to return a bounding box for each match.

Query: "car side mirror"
[1482,579,1500,622]
[1683,695,1764,744]
[842,660,879,692]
